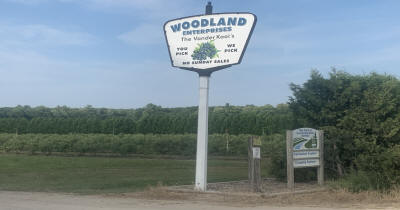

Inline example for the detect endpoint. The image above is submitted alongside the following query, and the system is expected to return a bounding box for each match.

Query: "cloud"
[64,0,195,17]
[79,0,198,20]
[0,23,96,49]
[117,24,164,45]
[71,0,167,10]
[5,0,196,19]
[4,0,47,5]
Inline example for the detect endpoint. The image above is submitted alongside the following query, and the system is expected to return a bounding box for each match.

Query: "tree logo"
[191,41,220,61]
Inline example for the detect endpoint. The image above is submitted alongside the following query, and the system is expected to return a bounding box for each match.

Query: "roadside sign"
[164,13,256,73]
[291,128,320,168]
[163,2,256,192]
[286,129,324,190]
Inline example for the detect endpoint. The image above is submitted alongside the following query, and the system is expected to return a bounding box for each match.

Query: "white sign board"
[164,13,256,71]
[293,128,319,151]
[287,128,324,189]
[252,147,260,159]
[293,150,319,159]
[292,128,320,167]
[294,159,320,168]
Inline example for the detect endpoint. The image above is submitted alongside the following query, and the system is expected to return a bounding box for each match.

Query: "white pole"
[195,75,210,191]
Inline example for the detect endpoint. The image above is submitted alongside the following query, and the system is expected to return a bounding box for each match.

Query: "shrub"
[0,133,259,157]
[262,133,286,180]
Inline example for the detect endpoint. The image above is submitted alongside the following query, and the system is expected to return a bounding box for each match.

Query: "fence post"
[249,136,262,192]
[318,130,324,186]
[286,130,294,191]
[248,137,254,187]
[253,143,261,192]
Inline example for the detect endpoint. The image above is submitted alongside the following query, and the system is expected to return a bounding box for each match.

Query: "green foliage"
[0,133,260,157]
[289,70,400,189]
[0,104,294,136]
[335,169,392,192]
[261,134,286,179]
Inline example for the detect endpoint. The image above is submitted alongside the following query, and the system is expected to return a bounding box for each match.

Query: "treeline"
[0,104,294,135]
[0,133,283,158]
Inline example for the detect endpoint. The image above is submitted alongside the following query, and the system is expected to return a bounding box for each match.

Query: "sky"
[1,0,400,108]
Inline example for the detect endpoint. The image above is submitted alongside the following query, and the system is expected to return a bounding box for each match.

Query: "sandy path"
[0,191,397,210]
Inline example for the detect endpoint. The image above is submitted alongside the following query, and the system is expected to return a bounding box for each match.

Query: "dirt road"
[0,191,398,210]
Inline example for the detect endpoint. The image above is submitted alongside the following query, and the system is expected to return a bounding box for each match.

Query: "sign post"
[318,130,324,186]
[286,128,324,191]
[286,130,294,190]
[195,74,209,191]
[194,2,213,192]
[164,2,257,192]
[248,136,262,192]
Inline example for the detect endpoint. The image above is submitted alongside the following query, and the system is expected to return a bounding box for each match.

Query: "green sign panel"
[292,128,319,151]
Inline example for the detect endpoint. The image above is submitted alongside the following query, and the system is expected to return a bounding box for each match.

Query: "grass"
[0,154,250,194]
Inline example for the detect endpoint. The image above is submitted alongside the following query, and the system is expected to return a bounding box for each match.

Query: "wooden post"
[286,130,294,191]
[248,136,262,192]
[253,151,261,192]
[318,130,324,186]
[253,137,261,192]
[248,137,254,186]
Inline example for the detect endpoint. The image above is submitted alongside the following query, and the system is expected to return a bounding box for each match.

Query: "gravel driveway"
[0,191,398,210]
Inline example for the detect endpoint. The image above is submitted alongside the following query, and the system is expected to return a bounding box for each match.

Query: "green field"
[0,154,250,194]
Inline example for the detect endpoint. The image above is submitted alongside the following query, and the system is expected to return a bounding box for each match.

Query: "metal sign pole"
[194,1,213,192]
[195,75,210,191]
